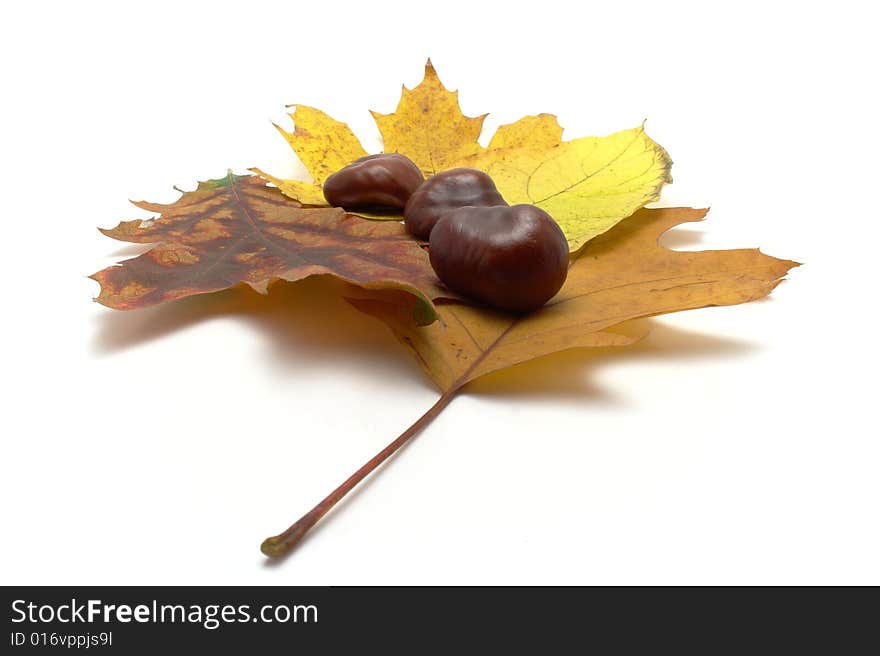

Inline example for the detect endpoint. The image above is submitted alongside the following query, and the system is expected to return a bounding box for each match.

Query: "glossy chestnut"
[429,204,569,313]
[323,154,424,212]
[404,168,507,240]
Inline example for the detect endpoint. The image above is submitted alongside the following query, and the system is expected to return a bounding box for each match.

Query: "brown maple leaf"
[260,207,799,557]
[90,172,449,324]
[349,207,797,392]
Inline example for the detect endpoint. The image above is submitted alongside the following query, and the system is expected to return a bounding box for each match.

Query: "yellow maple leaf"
[466,122,672,250]
[252,105,367,205]
[370,59,486,175]
[253,60,672,251]
[487,113,564,150]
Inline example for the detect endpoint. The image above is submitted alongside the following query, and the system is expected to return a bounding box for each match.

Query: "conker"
[429,204,569,313]
[404,168,507,240]
[323,154,424,212]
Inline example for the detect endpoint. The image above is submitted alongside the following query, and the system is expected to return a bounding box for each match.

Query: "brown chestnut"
[404,168,507,240]
[429,204,569,313]
[323,154,424,212]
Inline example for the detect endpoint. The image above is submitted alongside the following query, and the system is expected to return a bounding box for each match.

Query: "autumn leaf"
[487,113,564,151]
[261,207,798,556]
[369,59,486,175]
[255,60,672,250]
[346,207,797,392]
[462,123,672,250]
[90,172,448,325]
[254,106,367,206]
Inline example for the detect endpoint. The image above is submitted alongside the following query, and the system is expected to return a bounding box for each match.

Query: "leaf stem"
[261,387,459,557]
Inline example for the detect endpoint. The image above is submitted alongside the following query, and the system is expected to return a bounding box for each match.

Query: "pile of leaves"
[91,61,798,557]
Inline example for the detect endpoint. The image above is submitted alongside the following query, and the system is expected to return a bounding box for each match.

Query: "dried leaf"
[272,105,368,185]
[370,59,486,176]
[463,123,672,251]
[90,172,447,324]
[487,113,564,150]
[252,105,368,206]
[256,60,672,249]
[349,207,799,392]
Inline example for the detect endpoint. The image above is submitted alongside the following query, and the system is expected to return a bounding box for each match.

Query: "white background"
[1,0,877,585]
